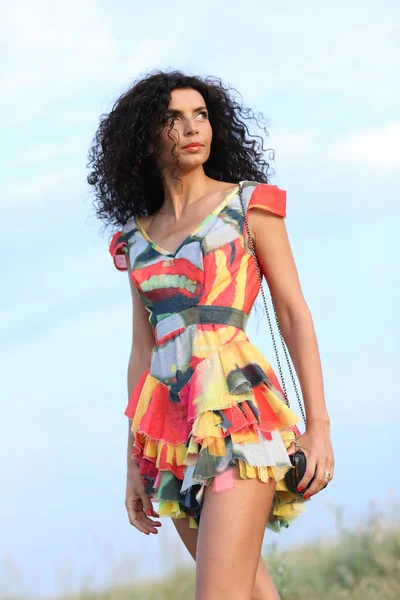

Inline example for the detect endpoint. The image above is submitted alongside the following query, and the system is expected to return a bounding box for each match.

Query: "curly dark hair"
[87,69,276,234]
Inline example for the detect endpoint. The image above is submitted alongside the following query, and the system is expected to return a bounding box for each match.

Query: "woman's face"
[155,87,213,172]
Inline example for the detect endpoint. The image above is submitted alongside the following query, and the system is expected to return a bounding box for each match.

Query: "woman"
[87,70,334,600]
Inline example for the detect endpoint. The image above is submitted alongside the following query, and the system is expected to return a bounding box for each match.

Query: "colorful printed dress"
[109,180,306,531]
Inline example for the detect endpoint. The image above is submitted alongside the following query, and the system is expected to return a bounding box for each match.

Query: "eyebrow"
[168,106,208,115]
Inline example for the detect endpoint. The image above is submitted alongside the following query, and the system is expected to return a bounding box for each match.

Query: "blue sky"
[1,0,399,597]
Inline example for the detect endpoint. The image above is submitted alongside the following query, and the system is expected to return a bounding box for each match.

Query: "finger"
[143,512,163,531]
[297,451,317,493]
[127,507,161,535]
[150,505,160,517]
[142,513,162,534]
[126,498,160,535]
[137,493,163,533]
[126,507,150,535]
[129,494,162,533]
[141,503,163,531]
[320,462,334,490]
[142,503,162,526]
[141,495,158,519]
[304,460,330,498]
[132,495,155,518]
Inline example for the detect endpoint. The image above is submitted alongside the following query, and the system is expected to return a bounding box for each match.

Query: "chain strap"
[238,182,307,427]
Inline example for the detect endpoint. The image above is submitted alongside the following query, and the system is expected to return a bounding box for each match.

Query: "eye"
[164,113,175,123]
[164,110,208,123]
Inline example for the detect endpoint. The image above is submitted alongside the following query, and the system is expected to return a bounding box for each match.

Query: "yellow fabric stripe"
[131,375,159,434]
[207,248,231,304]
[233,243,248,308]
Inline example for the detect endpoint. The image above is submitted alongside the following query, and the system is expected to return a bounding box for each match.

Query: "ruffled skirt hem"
[126,339,308,531]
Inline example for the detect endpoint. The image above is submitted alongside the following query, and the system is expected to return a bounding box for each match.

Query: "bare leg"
[172,467,280,599]
[251,556,280,600]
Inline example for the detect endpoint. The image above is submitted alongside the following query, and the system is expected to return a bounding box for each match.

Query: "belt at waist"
[154,305,248,342]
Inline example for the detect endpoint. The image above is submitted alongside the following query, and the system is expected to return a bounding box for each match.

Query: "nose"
[187,127,199,136]
[186,118,199,136]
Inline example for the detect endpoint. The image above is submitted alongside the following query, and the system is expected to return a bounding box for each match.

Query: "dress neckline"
[135,182,243,257]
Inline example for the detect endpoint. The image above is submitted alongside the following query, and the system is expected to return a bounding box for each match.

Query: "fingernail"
[303,493,310,499]
[146,508,153,516]
[297,486,304,493]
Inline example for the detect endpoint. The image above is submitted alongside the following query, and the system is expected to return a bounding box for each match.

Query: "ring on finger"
[294,439,300,450]
[323,472,331,480]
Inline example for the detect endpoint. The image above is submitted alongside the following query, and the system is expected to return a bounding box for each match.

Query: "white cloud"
[0,167,82,206]
[271,131,317,163]
[0,1,117,93]
[202,5,400,108]
[0,0,117,124]
[0,1,183,126]
[265,123,400,176]
[20,136,92,165]
[291,21,400,97]
[327,122,400,172]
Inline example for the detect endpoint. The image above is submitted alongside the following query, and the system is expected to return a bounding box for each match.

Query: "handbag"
[238,182,313,495]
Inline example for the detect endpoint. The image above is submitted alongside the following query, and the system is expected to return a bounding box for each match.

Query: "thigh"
[172,503,279,599]
[195,465,275,600]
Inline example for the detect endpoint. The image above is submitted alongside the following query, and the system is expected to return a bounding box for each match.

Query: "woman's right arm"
[124,262,162,535]
[126,256,155,459]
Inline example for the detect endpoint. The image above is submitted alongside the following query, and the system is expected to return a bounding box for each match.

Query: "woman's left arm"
[248,208,335,498]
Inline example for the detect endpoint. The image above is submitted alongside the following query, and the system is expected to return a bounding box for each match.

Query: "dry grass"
[2,509,400,600]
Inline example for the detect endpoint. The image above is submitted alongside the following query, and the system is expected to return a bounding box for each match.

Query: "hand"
[125,463,162,535]
[287,420,334,499]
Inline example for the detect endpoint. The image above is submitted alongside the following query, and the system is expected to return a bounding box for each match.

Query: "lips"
[183,143,203,149]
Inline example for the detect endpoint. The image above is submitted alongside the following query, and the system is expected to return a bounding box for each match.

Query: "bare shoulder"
[209,180,240,201]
